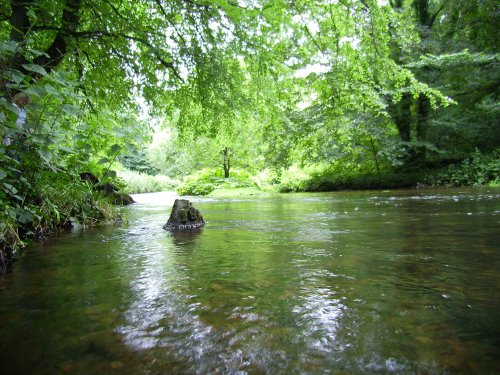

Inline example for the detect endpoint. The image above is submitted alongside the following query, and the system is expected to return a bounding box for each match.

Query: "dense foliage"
[117,168,178,194]
[177,168,257,196]
[1,1,498,265]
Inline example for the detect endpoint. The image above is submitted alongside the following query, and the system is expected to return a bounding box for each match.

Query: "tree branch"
[80,48,96,69]
[303,24,323,53]
[183,0,211,12]
[428,0,452,28]
[32,24,181,80]
[101,0,129,21]
[153,0,188,45]
[30,0,82,73]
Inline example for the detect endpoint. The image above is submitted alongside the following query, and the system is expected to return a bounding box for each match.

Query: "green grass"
[176,168,258,196]
[117,168,179,193]
[207,187,279,198]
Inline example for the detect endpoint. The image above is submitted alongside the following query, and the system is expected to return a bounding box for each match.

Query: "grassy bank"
[207,187,280,198]
[276,167,416,193]
[170,151,499,197]
[0,174,122,272]
[176,169,260,196]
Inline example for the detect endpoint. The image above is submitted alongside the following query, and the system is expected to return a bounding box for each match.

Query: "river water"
[1,188,499,374]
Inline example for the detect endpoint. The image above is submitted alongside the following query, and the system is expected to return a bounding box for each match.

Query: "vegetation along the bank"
[2,1,499,268]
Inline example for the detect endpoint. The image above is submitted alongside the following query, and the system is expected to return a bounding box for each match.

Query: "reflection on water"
[0,188,499,374]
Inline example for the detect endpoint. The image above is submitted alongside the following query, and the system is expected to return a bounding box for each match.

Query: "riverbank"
[164,151,498,197]
[276,152,499,193]
[0,191,122,273]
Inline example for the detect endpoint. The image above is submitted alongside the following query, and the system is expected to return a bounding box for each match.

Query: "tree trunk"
[222,147,231,178]
[9,0,32,43]
[389,92,412,142]
[386,0,434,167]
[415,93,430,160]
[412,0,432,164]
[7,0,83,80]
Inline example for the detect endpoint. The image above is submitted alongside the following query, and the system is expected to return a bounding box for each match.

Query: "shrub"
[276,162,418,192]
[423,149,499,187]
[176,168,257,196]
[117,168,179,193]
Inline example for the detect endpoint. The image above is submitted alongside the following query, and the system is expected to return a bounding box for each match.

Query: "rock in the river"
[163,199,205,231]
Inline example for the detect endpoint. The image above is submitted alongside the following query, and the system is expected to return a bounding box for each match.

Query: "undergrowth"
[1,169,120,271]
[276,163,416,192]
[422,149,499,187]
[177,168,258,196]
[117,168,179,193]
[173,150,499,198]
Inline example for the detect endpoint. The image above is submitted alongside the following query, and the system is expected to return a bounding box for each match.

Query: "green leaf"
[104,170,117,179]
[37,148,53,162]
[24,86,44,99]
[110,144,122,154]
[22,63,48,76]
[3,183,18,195]
[43,84,59,95]
[62,104,80,117]
[4,69,25,84]
[0,41,19,54]
[59,146,75,154]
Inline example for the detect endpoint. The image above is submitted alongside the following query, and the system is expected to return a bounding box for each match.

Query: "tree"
[387,0,499,165]
[0,1,283,116]
[249,1,446,171]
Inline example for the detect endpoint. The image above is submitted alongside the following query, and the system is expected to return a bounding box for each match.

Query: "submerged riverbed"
[1,188,499,374]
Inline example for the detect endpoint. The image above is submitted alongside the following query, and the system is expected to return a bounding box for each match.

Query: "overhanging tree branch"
[154,0,188,45]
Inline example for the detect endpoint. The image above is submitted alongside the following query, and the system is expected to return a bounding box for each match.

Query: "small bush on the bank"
[277,165,314,192]
[423,149,499,187]
[118,168,179,193]
[177,168,257,196]
[277,163,418,192]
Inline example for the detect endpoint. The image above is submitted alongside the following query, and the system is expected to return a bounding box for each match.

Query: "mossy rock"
[163,199,205,231]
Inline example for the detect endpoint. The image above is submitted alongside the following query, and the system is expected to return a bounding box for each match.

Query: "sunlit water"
[1,188,499,374]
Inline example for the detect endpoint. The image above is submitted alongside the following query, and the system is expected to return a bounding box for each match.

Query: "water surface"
[1,188,499,374]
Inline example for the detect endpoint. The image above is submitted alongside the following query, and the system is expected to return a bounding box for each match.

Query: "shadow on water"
[0,188,499,373]
[168,228,204,247]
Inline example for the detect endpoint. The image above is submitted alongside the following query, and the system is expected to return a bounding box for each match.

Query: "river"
[1,188,499,374]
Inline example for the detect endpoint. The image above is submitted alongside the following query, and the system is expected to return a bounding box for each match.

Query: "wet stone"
[163,199,205,231]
